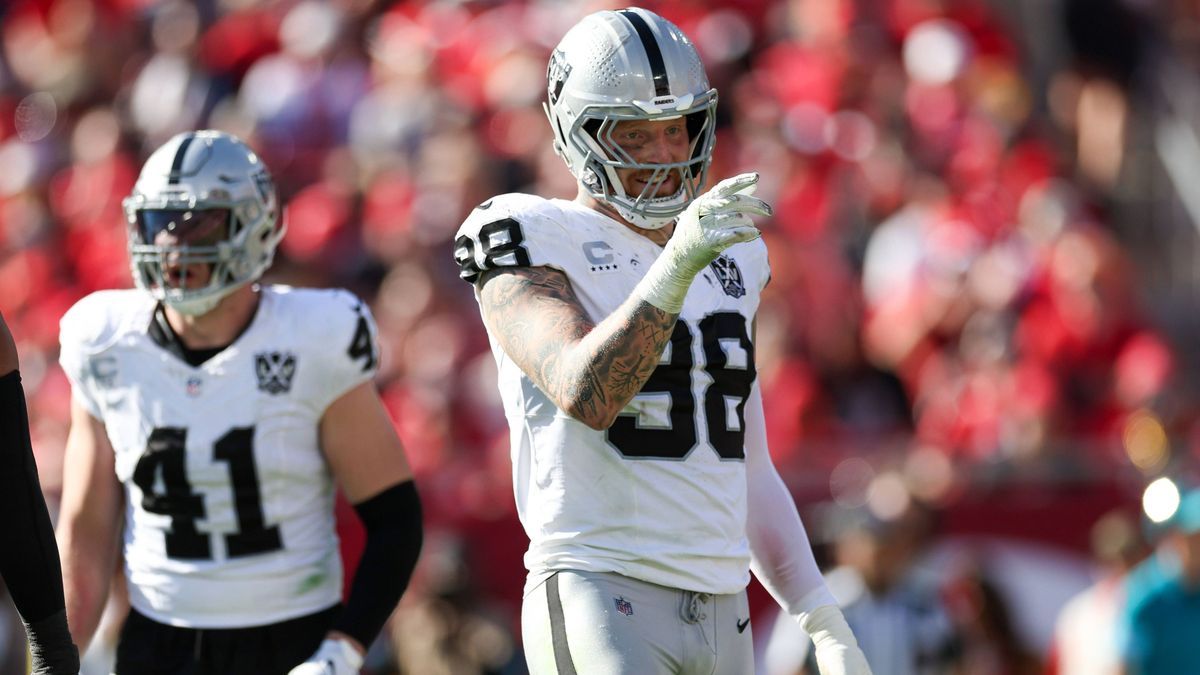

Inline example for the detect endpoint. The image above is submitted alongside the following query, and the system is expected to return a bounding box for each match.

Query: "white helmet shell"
[123,130,284,315]
[544,8,718,229]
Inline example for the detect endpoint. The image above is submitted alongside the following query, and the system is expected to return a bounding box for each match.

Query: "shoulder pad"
[738,236,771,293]
[59,290,151,356]
[59,290,152,418]
[266,286,380,379]
[453,194,573,283]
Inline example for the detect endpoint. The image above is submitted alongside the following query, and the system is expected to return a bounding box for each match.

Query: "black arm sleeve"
[0,370,80,672]
[333,479,423,649]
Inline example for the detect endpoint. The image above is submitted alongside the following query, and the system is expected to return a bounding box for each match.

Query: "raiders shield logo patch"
[255,352,297,395]
[709,255,746,299]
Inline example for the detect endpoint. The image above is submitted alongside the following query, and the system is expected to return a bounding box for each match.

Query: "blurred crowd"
[5,0,1200,672]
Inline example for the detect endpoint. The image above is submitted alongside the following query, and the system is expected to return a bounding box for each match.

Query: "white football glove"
[799,604,874,675]
[634,172,772,313]
[287,638,364,675]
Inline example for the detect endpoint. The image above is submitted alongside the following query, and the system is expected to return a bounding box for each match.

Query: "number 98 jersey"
[58,286,380,628]
[456,194,771,596]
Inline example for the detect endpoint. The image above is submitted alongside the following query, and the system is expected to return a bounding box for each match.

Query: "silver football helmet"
[123,130,284,316]
[544,8,717,229]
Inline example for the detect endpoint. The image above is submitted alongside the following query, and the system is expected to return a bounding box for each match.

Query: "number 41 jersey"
[59,286,380,628]
[455,194,770,596]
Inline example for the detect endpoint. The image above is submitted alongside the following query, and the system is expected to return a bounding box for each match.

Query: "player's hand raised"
[669,172,771,277]
[634,172,772,313]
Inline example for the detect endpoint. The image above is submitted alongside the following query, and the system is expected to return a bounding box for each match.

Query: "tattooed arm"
[477,265,676,430]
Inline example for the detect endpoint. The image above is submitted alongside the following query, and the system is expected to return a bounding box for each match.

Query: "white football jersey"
[59,286,380,628]
[454,193,770,595]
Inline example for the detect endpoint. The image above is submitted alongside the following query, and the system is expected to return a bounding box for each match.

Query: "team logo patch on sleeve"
[709,255,746,298]
[255,352,297,394]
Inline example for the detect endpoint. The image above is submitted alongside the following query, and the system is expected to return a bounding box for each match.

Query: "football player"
[56,131,422,675]
[453,7,872,675]
[0,312,80,674]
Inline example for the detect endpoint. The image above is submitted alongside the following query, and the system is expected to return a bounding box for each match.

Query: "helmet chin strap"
[613,201,676,230]
[583,162,691,230]
[609,181,690,230]
[163,292,224,317]
[159,274,248,317]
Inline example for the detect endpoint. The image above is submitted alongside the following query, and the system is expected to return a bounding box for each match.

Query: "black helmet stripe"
[618,9,670,98]
[168,134,196,185]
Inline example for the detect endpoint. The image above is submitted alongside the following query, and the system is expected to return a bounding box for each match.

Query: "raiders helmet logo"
[251,170,274,204]
[709,255,746,299]
[547,49,572,105]
[255,351,297,395]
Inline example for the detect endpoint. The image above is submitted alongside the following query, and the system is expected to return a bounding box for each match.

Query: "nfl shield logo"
[614,597,634,616]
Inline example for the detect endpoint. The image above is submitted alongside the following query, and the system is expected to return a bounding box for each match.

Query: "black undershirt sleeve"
[333,479,423,649]
[0,370,80,673]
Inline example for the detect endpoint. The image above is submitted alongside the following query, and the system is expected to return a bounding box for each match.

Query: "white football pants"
[522,570,754,675]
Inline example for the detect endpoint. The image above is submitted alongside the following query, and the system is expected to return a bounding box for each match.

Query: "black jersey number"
[348,308,377,372]
[453,218,532,283]
[606,312,756,460]
[132,427,282,560]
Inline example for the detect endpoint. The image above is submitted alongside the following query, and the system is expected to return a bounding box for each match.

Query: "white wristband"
[798,605,874,675]
[632,251,696,314]
[287,638,364,675]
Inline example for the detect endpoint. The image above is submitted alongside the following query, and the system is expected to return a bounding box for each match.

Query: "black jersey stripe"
[168,134,195,184]
[618,9,670,98]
